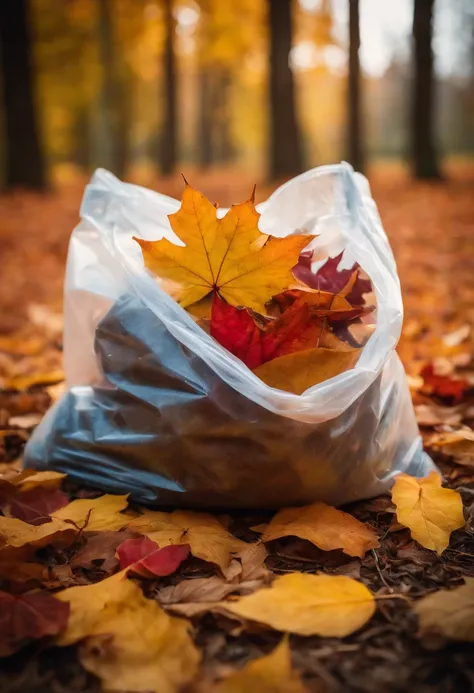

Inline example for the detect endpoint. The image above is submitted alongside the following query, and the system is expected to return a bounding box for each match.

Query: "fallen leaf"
[129,509,246,573]
[158,576,240,606]
[0,516,76,559]
[415,578,474,644]
[2,486,69,525]
[293,251,371,305]
[116,537,190,578]
[71,531,137,574]
[391,472,465,554]
[253,347,359,395]
[224,573,375,637]
[134,183,312,314]
[53,494,131,531]
[207,637,306,693]
[414,404,463,427]
[420,363,470,403]
[235,542,269,581]
[56,572,200,693]
[0,590,69,656]
[430,429,474,468]
[4,369,65,392]
[253,503,379,558]
[0,469,66,493]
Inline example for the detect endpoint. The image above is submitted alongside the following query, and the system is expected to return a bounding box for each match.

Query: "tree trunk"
[411,0,442,179]
[160,0,177,175]
[348,0,365,173]
[196,66,213,169]
[215,69,234,165]
[268,0,304,180]
[0,0,46,190]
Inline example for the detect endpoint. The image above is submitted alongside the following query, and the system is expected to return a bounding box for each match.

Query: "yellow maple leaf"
[414,578,474,643]
[55,572,200,693]
[206,637,306,693]
[134,183,313,314]
[253,502,379,558]
[53,494,132,532]
[391,471,465,554]
[224,573,375,637]
[0,516,75,559]
[129,509,246,573]
[0,470,66,493]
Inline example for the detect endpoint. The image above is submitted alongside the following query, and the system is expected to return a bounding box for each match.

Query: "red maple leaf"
[420,364,470,404]
[116,537,190,578]
[2,487,69,526]
[293,251,371,306]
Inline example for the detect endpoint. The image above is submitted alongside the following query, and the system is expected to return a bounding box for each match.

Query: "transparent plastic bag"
[24,163,433,508]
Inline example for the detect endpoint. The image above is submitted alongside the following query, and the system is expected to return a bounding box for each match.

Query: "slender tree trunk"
[196,66,213,169]
[268,0,304,180]
[215,69,234,165]
[96,0,121,174]
[411,0,442,179]
[0,0,46,189]
[160,0,177,175]
[348,0,365,173]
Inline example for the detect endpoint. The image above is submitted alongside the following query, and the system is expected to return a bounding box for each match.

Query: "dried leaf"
[134,183,312,314]
[391,472,465,554]
[129,509,246,573]
[53,494,131,531]
[2,486,69,525]
[207,638,306,693]
[4,369,65,392]
[0,590,69,656]
[430,429,474,468]
[253,347,359,395]
[157,576,239,606]
[293,252,371,305]
[415,578,474,643]
[116,537,190,578]
[420,363,469,403]
[0,516,76,559]
[224,573,375,637]
[235,542,269,582]
[56,572,200,693]
[254,502,379,558]
[71,531,136,575]
[0,469,66,493]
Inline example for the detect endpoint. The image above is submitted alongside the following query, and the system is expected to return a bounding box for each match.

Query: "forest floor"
[0,162,474,693]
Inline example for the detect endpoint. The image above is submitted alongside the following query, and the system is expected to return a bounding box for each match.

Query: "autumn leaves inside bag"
[24,164,434,508]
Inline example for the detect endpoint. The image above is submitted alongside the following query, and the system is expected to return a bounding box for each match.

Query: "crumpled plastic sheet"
[24,163,434,509]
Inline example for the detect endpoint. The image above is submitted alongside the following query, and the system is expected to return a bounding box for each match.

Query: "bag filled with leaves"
[24,164,433,508]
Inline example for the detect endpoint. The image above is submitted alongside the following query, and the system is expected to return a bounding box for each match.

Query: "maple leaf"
[430,429,474,468]
[0,590,69,656]
[420,363,470,403]
[52,494,132,532]
[1,487,68,526]
[206,637,306,693]
[414,578,474,644]
[55,572,200,693]
[224,573,375,637]
[134,183,313,314]
[0,516,76,560]
[253,502,379,558]
[116,537,190,578]
[129,509,246,574]
[391,472,465,554]
[293,251,371,305]
[71,530,137,575]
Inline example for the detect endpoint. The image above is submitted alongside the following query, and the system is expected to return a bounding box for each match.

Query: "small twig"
[371,549,393,592]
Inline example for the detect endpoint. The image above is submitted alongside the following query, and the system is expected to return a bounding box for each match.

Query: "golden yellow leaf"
[253,347,359,395]
[254,502,379,558]
[207,638,306,693]
[415,578,474,643]
[0,470,66,492]
[391,472,465,554]
[225,573,375,637]
[129,509,246,572]
[56,572,200,693]
[134,184,312,314]
[4,369,65,391]
[0,516,75,559]
[53,494,131,532]
[430,429,474,468]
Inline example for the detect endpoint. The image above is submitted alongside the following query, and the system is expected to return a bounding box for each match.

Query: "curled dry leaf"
[206,637,306,693]
[158,576,240,606]
[129,509,246,573]
[430,429,474,468]
[0,590,70,657]
[0,516,76,560]
[254,502,379,558]
[53,494,131,532]
[116,536,190,578]
[391,472,465,554]
[55,571,200,693]
[224,573,375,637]
[71,530,137,575]
[135,183,313,315]
[415,578,474,644]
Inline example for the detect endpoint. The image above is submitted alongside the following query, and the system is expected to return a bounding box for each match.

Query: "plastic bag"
[24,163,433,508]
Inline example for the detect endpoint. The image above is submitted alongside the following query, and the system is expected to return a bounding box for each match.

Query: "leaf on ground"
[391,472,465,554]
[134,183,313,314]
[430,429,474,468]
[53,494,131,532]
[116,537,190,578]
[293,251,371,305]
[206,637,306,693]
[0,470,66,494]
[253,347,359,395]
[0,590,70,656]
[0,516,76,560]
[224,573,375,637]
[157,576,240,606]
[4,369,65,392]
[71,531,137,575]
[129,509,246,573]
[420,363,470,403]
[415,578,474,644]
[235,541,269,582]
[56,571,200,693]
[253,503,379,558]
[2,487,69,525]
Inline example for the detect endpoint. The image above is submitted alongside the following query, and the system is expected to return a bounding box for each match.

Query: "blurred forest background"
[0,0,473,191]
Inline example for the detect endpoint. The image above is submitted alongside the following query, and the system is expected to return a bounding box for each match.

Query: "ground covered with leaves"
[0,165,474,693]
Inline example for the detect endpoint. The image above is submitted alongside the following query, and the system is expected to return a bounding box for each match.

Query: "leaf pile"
[135,184,375,394]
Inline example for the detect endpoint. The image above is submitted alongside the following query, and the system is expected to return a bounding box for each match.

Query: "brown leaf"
[71,531,137,575]
[415,579,474,644]
[2,487,69,525]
